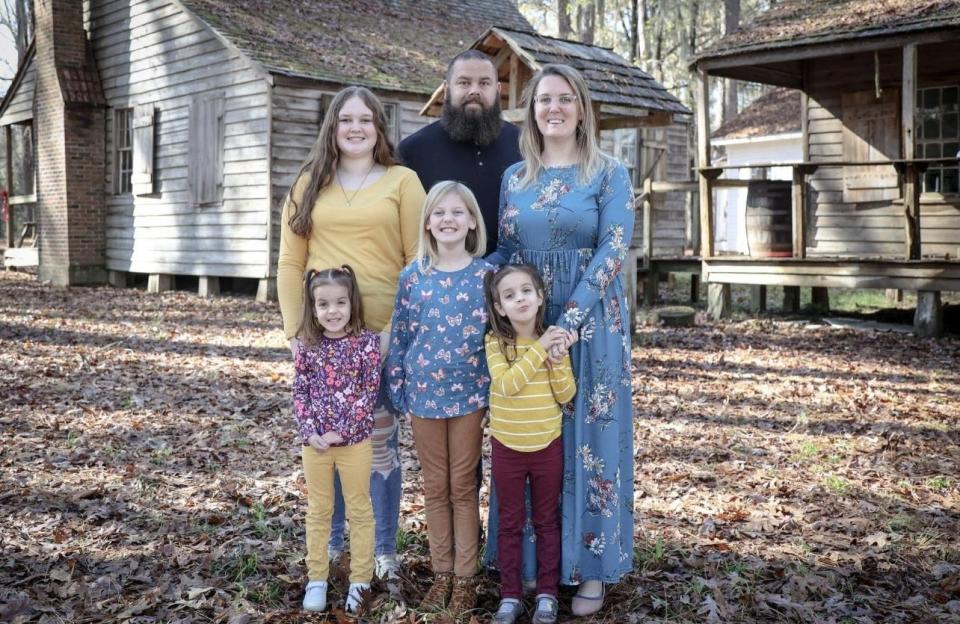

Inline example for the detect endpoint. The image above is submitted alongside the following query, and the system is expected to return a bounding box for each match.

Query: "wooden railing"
[692,157,959,262]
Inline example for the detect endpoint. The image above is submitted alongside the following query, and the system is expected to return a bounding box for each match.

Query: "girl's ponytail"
[298,269,322,346]
[337,264,365,337]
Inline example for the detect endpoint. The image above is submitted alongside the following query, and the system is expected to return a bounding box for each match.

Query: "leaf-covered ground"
[1,271,959,623]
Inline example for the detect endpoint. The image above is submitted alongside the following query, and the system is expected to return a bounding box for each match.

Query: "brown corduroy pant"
[409,409,484,577]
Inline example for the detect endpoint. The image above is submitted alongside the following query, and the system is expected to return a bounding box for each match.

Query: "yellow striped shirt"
[485,333,576,452]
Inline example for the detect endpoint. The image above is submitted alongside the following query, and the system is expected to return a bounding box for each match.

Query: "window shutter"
[131,105,155,195]
[841,90,900,203]
[189,96,225,206]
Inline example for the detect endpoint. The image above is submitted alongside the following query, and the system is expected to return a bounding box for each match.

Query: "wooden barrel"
[745,180,792,257]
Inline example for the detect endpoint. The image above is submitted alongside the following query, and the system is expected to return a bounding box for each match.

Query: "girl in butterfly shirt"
[386,180,494,613]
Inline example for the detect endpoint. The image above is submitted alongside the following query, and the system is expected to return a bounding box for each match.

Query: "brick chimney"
[34,0,107,285]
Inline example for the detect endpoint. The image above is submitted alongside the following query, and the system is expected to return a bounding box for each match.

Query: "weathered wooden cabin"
[691,0,960,336]
[0,0,531,296]
[419,26,693,309]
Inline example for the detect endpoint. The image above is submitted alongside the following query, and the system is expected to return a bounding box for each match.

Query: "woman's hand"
[548,329,578,363]
[538,326,566,352]
[289,337,301,358]
[562,328,578,349]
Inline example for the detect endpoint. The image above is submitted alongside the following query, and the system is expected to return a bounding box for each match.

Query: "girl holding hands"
[484,264,576,624]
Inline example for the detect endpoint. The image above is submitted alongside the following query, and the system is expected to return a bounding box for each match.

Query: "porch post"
[4,125,12,249]
[642,177,653,269]
[902,44,921,260]
[508,55,519,109]
[696,69,714,258]
[791,166,807,259]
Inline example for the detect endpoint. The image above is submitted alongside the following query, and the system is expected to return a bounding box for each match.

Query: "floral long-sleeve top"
[385,258,493,418]
[292,329,381,446]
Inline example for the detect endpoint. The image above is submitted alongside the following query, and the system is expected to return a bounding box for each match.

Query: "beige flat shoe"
[570,581,605,616]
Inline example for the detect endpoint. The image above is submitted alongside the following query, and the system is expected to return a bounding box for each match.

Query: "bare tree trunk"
[558,0,573,39]
[596,0,605,44]
[652,3,664,82]
[722,0,741,123]
[688,0,700,57]
[632,0,646,64]
[579,1,595,45]
[14,0,29,61]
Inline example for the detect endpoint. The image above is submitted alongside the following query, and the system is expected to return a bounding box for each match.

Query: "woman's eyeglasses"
[534,94,578,108]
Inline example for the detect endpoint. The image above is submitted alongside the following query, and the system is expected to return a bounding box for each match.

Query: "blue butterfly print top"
[385,258,494,419]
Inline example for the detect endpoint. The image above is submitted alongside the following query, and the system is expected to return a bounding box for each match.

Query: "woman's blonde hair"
[517,63,608,188]
[286,86,397,237]
[416,181,488,272]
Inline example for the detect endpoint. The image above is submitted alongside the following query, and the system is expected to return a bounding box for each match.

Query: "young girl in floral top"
[293,265,381,615]
[386,181,494,613]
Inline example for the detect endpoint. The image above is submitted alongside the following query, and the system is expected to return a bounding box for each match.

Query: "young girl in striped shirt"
[483,263,577,624]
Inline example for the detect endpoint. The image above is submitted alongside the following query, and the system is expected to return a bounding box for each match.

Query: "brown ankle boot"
[447,575,478,615]
[420,572,453,611]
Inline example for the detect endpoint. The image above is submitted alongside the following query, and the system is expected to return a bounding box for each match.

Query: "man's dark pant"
[491,437,563,599]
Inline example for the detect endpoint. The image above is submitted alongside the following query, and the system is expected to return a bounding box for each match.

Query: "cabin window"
[9,121,34,197]
[114,108,133,194]
[383,102,400,145]
[916,85,960,195]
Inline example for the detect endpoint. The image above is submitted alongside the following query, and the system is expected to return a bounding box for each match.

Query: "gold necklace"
[336,163,377,207]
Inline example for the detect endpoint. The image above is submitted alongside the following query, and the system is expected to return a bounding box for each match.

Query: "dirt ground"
[1,271,958,623]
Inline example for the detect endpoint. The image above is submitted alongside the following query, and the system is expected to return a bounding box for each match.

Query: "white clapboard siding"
[107,197,268,218]
[0,53,36,125]
[90,0,271,278]
[106,209,266,229]
[806,54,960,259]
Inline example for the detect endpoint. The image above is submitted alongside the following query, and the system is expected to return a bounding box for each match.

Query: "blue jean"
[328,378,401,556]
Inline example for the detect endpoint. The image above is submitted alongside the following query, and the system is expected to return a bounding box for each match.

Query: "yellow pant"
[302,440,373,583]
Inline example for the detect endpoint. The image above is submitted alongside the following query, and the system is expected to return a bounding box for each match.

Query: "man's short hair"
[445,50,498,82]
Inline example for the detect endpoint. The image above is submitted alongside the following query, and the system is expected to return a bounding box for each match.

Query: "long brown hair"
[286,86,398,237]
[484,263,547,364]
[297,265,365,345]
[517,63,608,188]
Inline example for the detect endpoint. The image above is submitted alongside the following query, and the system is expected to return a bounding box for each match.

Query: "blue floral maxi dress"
[485,160,635,585]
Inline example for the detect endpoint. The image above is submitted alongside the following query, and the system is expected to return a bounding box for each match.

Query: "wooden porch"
[688,38,960,336]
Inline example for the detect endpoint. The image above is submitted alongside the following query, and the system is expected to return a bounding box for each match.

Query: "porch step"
[3,247,39,268]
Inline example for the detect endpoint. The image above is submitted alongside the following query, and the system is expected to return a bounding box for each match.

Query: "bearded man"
[399,50,521,256]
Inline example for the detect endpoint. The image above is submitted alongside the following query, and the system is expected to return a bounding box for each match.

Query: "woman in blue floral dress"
[485,63,635,617]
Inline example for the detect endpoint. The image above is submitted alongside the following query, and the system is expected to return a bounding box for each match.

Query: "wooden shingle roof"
[178,0,533,94]
[712,88,801,141]
[697,0,960,62]
[494,27,689,115]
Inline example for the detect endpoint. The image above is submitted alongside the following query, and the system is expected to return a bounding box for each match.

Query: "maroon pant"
[491,437,563,599]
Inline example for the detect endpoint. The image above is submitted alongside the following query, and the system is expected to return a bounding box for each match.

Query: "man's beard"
[440,93,503,146]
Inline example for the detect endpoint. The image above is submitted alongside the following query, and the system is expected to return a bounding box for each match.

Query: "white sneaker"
[302,580,328,612]
[375,553,400,580]
[345,582,370,614]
